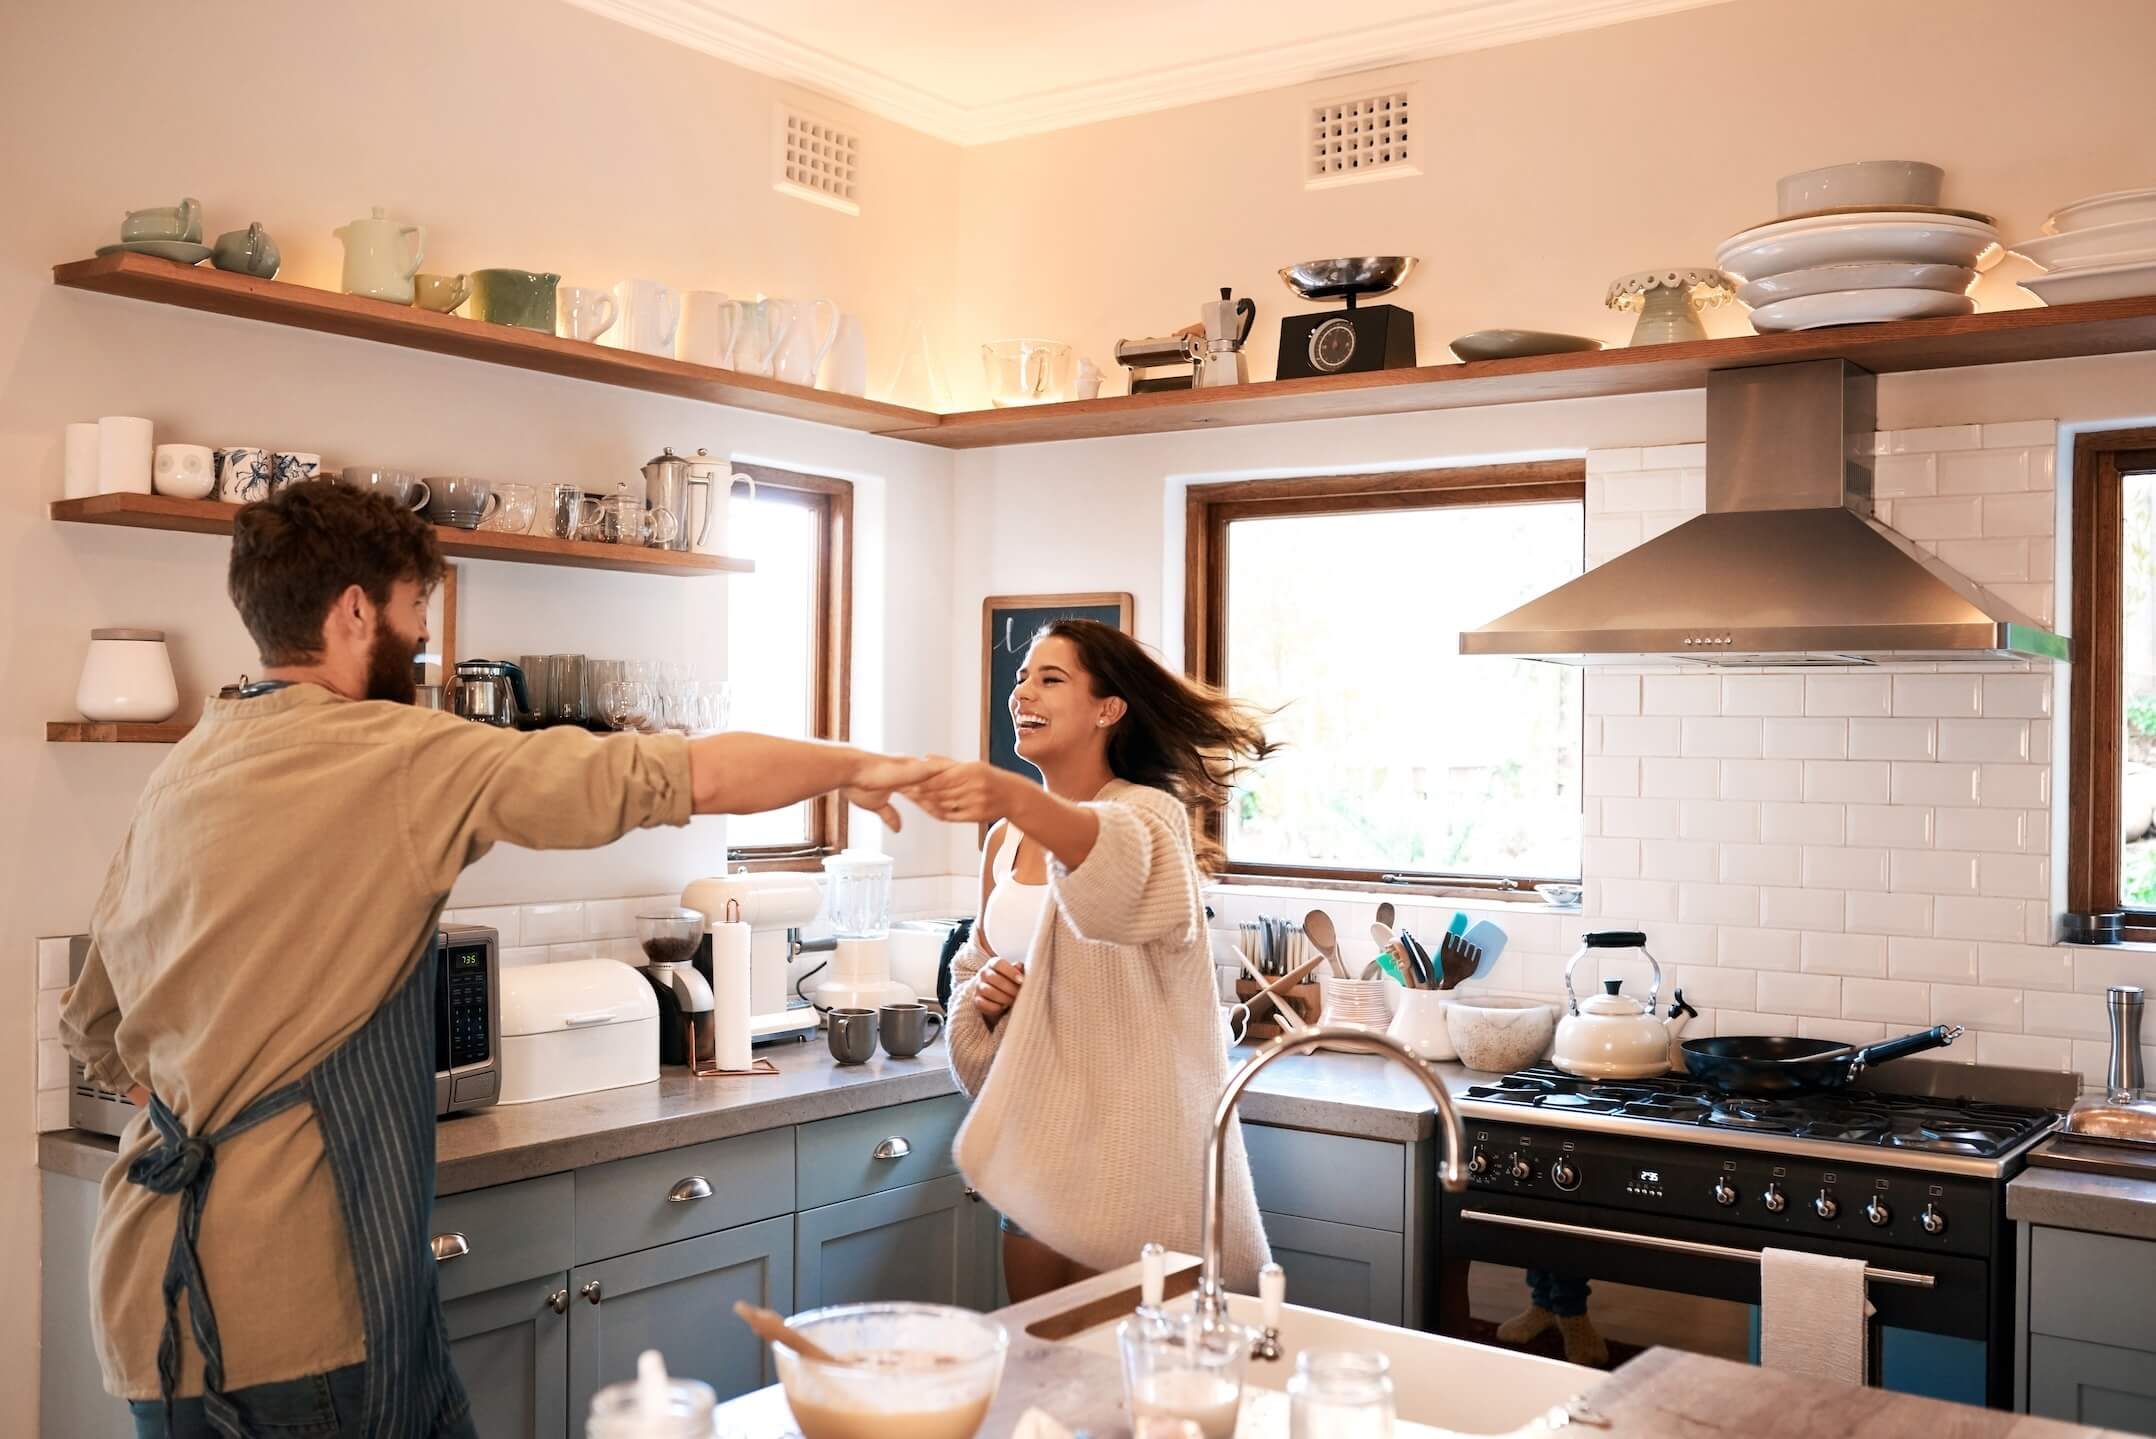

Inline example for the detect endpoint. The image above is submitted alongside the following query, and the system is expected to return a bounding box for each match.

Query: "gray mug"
[826,1008,878,1066]
[878,1003,943,1058]
[340,466,431,512]
[424,475,498,530]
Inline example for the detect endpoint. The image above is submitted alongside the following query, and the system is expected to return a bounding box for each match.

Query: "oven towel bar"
[1458,1210,1936,1288]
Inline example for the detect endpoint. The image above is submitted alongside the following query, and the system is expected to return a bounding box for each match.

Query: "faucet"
[1196,1026,1469,1332]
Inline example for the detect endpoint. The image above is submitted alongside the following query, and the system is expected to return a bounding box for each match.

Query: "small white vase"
[1387,988,1457,1062]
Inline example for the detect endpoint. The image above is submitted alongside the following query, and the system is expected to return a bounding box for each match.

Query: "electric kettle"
[449,659,530,728]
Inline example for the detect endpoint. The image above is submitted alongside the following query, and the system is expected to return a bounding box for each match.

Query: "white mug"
[770,298,840,387]
[732,299,795,379]
[678,291,740,369]
[152,443,217,500]
[608,278,679,356]
[557,286,617,343]
[822,313,868,395]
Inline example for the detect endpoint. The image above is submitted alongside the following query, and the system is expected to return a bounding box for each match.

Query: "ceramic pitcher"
[770,299,840,387]
[334,206,426,303]
[608,278,680,356]
[678,291,739,368]
[731,299,795,379]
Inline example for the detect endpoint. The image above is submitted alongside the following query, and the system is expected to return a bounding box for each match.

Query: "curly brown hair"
[228,482,445,665]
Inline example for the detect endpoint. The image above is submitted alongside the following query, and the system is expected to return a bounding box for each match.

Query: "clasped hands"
[848,755,1030,832]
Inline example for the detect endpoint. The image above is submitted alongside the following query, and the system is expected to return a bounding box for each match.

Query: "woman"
[909,619,1275,1302]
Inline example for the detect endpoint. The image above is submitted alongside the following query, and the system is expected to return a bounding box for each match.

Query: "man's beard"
[365,617,421,704]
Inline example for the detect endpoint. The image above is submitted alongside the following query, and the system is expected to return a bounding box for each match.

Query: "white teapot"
[1551,931,1672,1079]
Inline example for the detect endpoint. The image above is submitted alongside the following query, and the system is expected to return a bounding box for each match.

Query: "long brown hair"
[1035,619,1276,816]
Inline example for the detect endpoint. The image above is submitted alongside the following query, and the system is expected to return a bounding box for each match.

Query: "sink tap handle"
[1140,1242,1165,1310]
[1252,1262,1287,1361]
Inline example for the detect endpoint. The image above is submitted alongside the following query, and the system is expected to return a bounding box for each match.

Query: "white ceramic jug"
[608,278,680,356]
[770,298,840,387]
[678,292,739,368]
[731,300,795,379]
[333,206,425,303]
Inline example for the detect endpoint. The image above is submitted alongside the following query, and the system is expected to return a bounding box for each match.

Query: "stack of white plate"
[1718,209,2000,332]
[2010,188,2156,306]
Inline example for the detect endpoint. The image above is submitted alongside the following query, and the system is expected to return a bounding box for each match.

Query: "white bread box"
[497,959,658,1105]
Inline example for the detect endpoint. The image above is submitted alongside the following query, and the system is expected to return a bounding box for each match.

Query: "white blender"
[810,850,914,1013]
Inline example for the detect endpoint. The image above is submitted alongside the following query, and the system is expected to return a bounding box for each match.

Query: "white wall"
[1,2,964,1429]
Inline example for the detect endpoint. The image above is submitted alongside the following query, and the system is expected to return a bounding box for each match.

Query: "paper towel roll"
[710,920,753,1073]
[96,416,153,495]
[63,423,100,499]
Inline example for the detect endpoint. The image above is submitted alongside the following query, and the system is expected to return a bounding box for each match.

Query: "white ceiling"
[564,0,1735,145]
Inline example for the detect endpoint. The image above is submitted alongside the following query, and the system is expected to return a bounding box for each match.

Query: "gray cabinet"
[2029,1335,2156,1432]
[444,1273,570,1439]
[1245,1123,1427,1328]
[2022,1223,2156,1435]
[1259,1211,1405,1326]
[796,1175,979,1311]
[568,1214,794,1418]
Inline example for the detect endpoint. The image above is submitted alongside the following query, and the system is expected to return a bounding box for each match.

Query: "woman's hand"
[846,754,950,831]
[973,958,1025,1021]
[907,760,1027,827]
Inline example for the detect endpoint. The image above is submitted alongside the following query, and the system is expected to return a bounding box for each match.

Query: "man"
[61,482,939,1437]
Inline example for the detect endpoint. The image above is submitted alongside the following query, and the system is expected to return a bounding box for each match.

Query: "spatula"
[1463,919,1509,981]
[734,1301,853,1366]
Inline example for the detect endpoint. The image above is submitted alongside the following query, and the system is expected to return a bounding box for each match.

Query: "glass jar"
[76,628,179,723]
[1118,1310,1251,1439]
[822,850,894,940]
[583,1373,715,1439]
[1288,1351,1394,1439]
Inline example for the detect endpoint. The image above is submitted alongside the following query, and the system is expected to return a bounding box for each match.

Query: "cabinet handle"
[430,1232,470,1263]
[872,1137,912,1161]
[964,1186,981,1202]
[581,1281,603,1306]
[668,1176,715,1203]
[547,1289,569,1315]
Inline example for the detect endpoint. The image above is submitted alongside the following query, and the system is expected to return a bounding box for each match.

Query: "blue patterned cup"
[272,452,321,492]
[217,446,274,504]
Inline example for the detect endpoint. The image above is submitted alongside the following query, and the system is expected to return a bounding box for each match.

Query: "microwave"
[66,926,501,1139]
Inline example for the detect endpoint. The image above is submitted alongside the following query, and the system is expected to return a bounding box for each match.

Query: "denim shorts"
[129,1363,479,1438]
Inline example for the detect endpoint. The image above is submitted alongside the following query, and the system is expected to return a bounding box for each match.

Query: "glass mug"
[551,484,603,541]
[598,494,680,547]
[481,482,538,535]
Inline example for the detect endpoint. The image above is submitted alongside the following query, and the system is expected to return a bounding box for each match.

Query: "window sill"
[1208,874,1565,907]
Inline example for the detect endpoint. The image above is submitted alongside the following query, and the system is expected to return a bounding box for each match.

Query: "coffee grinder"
[1274,256,1419,380]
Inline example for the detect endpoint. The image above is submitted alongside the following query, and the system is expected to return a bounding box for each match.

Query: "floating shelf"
[48,721,192,744]
[53,253,2156,450]
[50,494,752,577]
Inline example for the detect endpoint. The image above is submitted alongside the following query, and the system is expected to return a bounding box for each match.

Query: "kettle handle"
[1235,297,1256,345]
[1562,943,1662,1017]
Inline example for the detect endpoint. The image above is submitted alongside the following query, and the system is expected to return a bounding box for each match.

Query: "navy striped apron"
[128,946,471,1437]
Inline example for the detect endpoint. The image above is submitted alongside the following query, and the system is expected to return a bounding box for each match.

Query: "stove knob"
[1508,1156,1533,1182]
[1865,1198,1891,1228]
[1762,1183,1787,1214]
[1467,1148,1490,1178]
[1551,1159,1581,1192]
[1712,1179,1737,1208]
[1813,1192,1839,1221]
[1919,1204,1947,1236]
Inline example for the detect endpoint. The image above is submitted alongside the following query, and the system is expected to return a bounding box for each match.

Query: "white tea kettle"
[1551,930,1672,1079]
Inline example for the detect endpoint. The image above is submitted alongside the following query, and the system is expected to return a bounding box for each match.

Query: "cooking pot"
[450,659,530,727]
[1551,930,1672,1079]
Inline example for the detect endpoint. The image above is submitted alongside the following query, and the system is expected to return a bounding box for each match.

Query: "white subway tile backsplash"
[1889,849,1980,896]
[1805,675,1892,718]
[1721,676,1805,717]
[1720,760,1804,802]
[1603,797,1684,839]
[1680,883,1760,927]
[37,937,71,991]
[1981,420,2056,449]
[36,991,60,1041]
[1981,765,2050,807]
[2026,809,2052,856]
[1887,424,1982,453]
[1582,836,1640,878]
[1602,716,1682,756]
[1937,720,2030,763]
[2072,1041,2156,1091]
[1845,804,1935,849]
[1932,983,2024,1031]
[1761,718,1847,760]
[1600,877,1680,920]
[1978,943,2075,992]
[1642,674,1721,715]
[1586,447,1644,474]
[1890,496,1984,540]
[1871,453,1936,499]
[2026,989,2108,1039]
[1640,757,1720,799]
[1801,931,1888,977]
[1974,854,2049,900]
[1846,890,1934,937]
[1756,971,1842,1017]
[1761,803,1845,846]
[1890,762,1983,808]
[37,1090,68,1133]
[1668,963,1758,1011]
[449,905,522,945]
[1934,894,2038,941]
[1720,927,1800,971]
[545,942,598,964]
[1642,442,1707,469]
[1802,847,1889,891]
[582,898,636,940]
[1886,936,1978,982]
[1847,719,1937,761]
[1799,1018,1889,1045]
[1719,844,1802,887]
[1975,1031,2072,1071]
[1938,448,2030,494]
[1983,674,2054,719]
[1983,491,2054,537]
[1892,675,1982,718]
[1932,538,2030,583]
[521,902,587,945]
[1682,717,1763,758]
[1601,469,1684,512]
[1585,756,1641,797]
[1932,808,2025,853]
[1760,886,1845,932]
[1841,977,1933,1025]
[1805,761,1891,804]
[1640,839,1720,882]
[1989,582,2054,626]
[1586,673,1641,715]
[1680,800,1760,843]
[37,1040,66,1089]
[2071,947,2156,994]
[497,946,548,968]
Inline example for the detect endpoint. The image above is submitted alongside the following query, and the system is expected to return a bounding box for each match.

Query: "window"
[725,465,852,866]
[2068,428,2156,935]
[1186,463,1586,891]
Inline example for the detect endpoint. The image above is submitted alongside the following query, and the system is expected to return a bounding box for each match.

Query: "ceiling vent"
[773,102,860,215]
[1305,84,1420,189]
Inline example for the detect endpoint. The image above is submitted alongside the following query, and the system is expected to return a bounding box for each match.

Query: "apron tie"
[128,1085,309,1436]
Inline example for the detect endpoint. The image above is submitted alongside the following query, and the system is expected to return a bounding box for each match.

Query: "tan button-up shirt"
[60,684,693,1398]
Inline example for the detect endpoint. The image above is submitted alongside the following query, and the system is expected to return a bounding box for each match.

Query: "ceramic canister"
[152,444,217,500]
[76,629,179,723]
[96,417,153,495]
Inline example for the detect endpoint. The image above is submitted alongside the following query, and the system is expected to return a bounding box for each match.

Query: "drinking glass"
[481,482,538,534]
[1117,1310,1250,1439]
[544,654,588,727]
[519,654,553,725]
[1288,1351,1394,1439]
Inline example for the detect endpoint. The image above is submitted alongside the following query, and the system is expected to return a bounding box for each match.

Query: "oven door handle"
[1458,1208,1936,1289]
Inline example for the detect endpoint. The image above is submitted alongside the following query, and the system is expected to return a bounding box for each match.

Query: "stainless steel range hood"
[1460,359,2068,666]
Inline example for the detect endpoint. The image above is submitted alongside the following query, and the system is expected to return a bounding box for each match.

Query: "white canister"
[63,423,100,499]
[153,444,218,500]
[77,628,179,723]
[97,416,154,494]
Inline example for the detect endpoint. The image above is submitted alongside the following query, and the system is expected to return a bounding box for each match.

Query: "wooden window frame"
[1184,460,1587,896]
[726,465,854,872]
[2067,427,2156,937]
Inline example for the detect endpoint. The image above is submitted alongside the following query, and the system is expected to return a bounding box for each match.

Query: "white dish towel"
[1760,1246,1873,1385]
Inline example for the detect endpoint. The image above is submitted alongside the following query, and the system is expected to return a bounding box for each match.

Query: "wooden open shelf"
[48,721,192,743]
[50,493,752,577]
[53,253,2156,450]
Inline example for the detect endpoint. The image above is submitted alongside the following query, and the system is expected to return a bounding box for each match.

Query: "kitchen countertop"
[2008,1159,2156,1242]
[38,1043,1477,1194]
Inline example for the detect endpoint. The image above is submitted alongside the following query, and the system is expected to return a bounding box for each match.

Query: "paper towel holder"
[686,898,780,1078]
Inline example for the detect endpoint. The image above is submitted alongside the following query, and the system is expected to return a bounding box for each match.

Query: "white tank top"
[982,828,1051,962]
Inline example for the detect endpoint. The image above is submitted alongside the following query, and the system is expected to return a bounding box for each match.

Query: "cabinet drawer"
[1245,1125,1404,1233]
[797,1095,967,1211]
[2029,1334,2156,1431]
[2029,1225,2156,1352]
[430,1173,575,1303]
[575,1126,795,1263]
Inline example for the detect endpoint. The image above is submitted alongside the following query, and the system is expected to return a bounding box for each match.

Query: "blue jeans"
[1529,1268,1591,1318]
[129,1362,480,1438]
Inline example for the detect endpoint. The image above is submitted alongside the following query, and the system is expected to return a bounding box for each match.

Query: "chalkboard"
[980,592,1135,781]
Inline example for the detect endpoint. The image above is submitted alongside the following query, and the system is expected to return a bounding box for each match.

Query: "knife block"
[1236,979,1321,1041]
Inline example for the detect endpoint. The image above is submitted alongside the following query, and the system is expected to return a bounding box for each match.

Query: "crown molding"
[564,0,1731,146]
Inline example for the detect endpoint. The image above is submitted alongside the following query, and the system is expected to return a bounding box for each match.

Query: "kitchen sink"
[1061,1292,1600,1436]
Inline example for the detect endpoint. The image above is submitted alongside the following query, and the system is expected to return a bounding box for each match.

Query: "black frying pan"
[1680,1024,1964,1096]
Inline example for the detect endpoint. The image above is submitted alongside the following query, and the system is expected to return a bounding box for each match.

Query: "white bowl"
[1718,213,2001,280]
[774,1303,1008,1439]
[2020,257,2156,306]
[1736,262,1975,308]
[1777,160,1944,216]
[2010,216,2156,273]
[1535,883,1583,909]
[2046,187,2156,236]
[1748,287,1977,333]
[1445,997,1556,1073]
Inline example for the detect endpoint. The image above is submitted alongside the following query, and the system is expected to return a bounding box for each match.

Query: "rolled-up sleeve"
[1047,789,1202,950]
[402,718,694,889]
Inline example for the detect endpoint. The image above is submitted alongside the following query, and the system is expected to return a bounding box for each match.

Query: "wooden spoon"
[734,1301,852,1366]
[1303,909,1350,980]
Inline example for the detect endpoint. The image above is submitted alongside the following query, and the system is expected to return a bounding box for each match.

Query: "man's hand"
[905,760,1025,827]
[846,755,950,832]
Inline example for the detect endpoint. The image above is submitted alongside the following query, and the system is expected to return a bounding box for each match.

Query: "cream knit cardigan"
[947,779,1269,1290]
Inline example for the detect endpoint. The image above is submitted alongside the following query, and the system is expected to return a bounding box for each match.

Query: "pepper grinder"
[2064,986,2156,1142]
